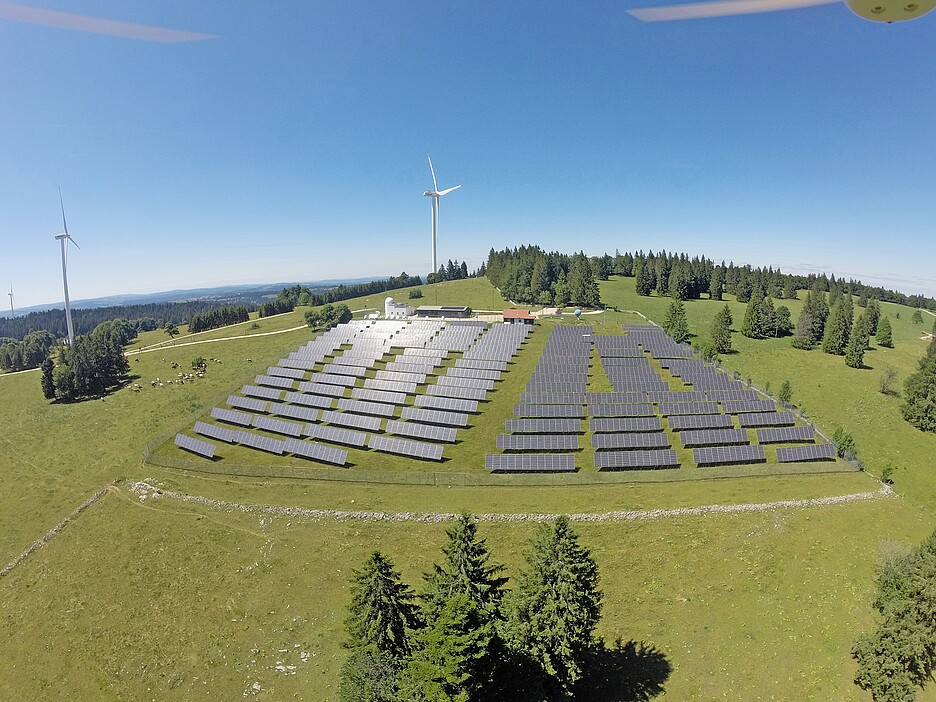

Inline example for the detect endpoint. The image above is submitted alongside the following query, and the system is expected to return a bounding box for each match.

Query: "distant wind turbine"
[55,189,79,345]
[423,156,462,275]
[7,284,13,318]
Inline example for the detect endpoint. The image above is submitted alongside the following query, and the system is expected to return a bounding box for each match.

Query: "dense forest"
[485,247,601,307]
[39,318,136,401]
[186,305,251,333]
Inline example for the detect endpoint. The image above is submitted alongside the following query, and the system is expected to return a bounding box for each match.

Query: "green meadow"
[2,275,936,701]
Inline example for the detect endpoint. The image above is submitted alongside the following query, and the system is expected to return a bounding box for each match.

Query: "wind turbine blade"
[628,0,838,20]
[0,2,219,42]
[69,237,80,250]
[427,155,438,192]
[438,185,462,197]
[59,186,69,235]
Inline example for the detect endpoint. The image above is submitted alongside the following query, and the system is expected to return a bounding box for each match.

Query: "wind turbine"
[54,190,79,345]
[423,156,461,276]
[7,284,13,318]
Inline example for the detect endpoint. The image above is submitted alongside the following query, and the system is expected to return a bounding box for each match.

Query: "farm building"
[384,297,414,319]
[503,309,535,325]
[414,305,472,319]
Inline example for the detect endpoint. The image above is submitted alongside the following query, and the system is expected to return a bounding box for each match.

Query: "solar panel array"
[311,372,358,387]
[227,395,268,413]
[232,430,286,454]
[657,401,721,416]
[667,413,734,431]
[456,358,507,372]
[368,434,444,461]
[266,366,306,380]
[485,454,576,473]
[282,391,334,409]
[212,407,254,426]
[416,395,479,413]
[514,404,584,418]
[252,414,304,437]
[336,398,397,417]
[592,432,671,450]
[589,416,663,433]
[255,374,295,389]
[448,367,501,381]
[587,403,655,417]
[386,420,457,443]
[679,428,749,447]
[776,443,836,462]
[242,384,283,401]
[737,412,795,428]
[303,423,368,447]
[321,409,383,432]
[504,418,583,433]
[365,378,419,394]
[756,426,816,443]
[694,445,766,466]
[268,402,318,422]
[282,438,348,465]
[175,433,216,459]
[375,369,427,384]
[195,420,237,443]
[437,375,495,391]
[595,450,679,470]
[497,434,580,451]
[464,323,529,362]
[521,392,587,404]
[297,381,347,398]
[720,400,777,414]
[352,387,409,406]
[401,406,469,427]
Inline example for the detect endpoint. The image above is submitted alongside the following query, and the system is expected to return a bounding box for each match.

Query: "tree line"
[186,305,251,333]
[426,258,480,284]
[39,318,135,401]
[340,513,668,702]
[259,273,424,318]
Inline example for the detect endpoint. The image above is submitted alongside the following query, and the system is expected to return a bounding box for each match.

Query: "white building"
[384,297,414,319]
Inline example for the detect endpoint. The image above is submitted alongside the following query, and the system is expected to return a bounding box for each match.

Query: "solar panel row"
[368,434,444,461]
[385,420,457,443]
[694,445,766,466]
[496,434,580,451]
[756,425,815,443]
[595,449,679,470]
[282,438,348,465]
[485,454,576,473]
[589,416,663,433]
[320,409,383,432]
[776,443,836,462]
[175,433,216,459]
[400,406,469,427]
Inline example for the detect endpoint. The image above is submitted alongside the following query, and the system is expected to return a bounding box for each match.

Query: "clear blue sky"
[1,1,934,311]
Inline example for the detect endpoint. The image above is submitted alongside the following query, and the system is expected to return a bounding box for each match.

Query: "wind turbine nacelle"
[844,0,935,21]
[424,190,434,197]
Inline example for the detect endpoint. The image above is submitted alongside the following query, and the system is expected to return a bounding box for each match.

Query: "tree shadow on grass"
[578,639,672,702]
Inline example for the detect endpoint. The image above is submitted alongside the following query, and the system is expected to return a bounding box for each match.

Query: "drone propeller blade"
[628,0,837,21]
[438,185,462,197]
[427,155,438,192]
[0,2,219,42]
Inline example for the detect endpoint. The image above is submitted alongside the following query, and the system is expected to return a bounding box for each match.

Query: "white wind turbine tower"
[54,190,80,345]
[423,155,461,275]
[7,284,13,318]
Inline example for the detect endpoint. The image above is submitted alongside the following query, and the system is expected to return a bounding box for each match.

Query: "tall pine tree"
[876,316,893,347]
[662,299,689,343]
[901,338,936,432]
[845,316,868,369]
[711,304,733,354]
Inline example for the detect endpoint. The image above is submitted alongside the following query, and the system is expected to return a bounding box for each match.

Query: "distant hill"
[0,278,380,319]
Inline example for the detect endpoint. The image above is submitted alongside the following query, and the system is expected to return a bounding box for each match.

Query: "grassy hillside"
[2,275,936,701]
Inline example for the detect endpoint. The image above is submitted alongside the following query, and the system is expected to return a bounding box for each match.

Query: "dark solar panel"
[267,365,307,379]
[194,420,237,443]
[592,433,671,450]
[255,374,295,389]
[521,392,587,404]
[375,369,427,384]
[485,454,576,473]
[589,417,663,433]
[267,402,318,423]
[438,376,495,391]
[513,404,584,418]
[386,420,457,443]
[657,401,721,416]
[336,398,397,417]
[297,381,347,398]
[400,406,469,427]
[667,414,734,431]
[352,388,409,405]
[227,395,268,413]
[679,428,749,447]
[455,359,507,371]
[368,434,444,461]
[737,412,795,428]
[242,384,283,401]
[364,378,418,394]
[594,449,679,470]
[415,395,479,413]
[776,443,837,462]
[447,367,501,381]
[231,430,286,454]
[252,414,304,437]
[321,409,382,432]
[311,372,358,387]
[586,391,649,403]
[283,438,348,465]
[213,406,254,426]
[321,364,368,377]
[303,423,368,447]
[694,445,766,466]
[175,433,216,459]
[496,434,580,451]
[756,425,816,443]
[587,403,655,417]
[721,400,777,414]
[504,418,583,433]
[282,391,334,409]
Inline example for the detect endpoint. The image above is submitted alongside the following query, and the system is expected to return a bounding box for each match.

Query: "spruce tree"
[709,266,725,301]
[866,298,881,335]
[553,270,570,308]
[40,356,55,399]
[634,262,655,296]
[901,339,936,432]
[845,316,867,369]
[505,516,602,697]
[876,316,893,347]
[421,513,507,623]
[345,551,419,659]
[711,304,733,354]
[662,299,689,343]
[741,291,763,339]
[822,298,850,355]
[756,296,777,338]
[398,594,494,702]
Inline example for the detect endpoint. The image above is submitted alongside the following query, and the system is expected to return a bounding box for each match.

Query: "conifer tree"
[865,298,881,335]
[757,296,777,338]
[504,516,602,697]
[876,316,893,347]
[709,266,725,301]
[822,298,851,355]
[421,513,507,623]
[398,594,494,702]
[634,261,656,296]
[553,270,570,307]
[345,551,419,659]
[845,316,868,369]
[901,338,936,432]
[741,290,763,339]
[662,299,689,343]
[711,304,733,354]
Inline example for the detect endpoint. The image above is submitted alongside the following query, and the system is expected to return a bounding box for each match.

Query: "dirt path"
[127,324,309,355]
[127,480,892,524]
